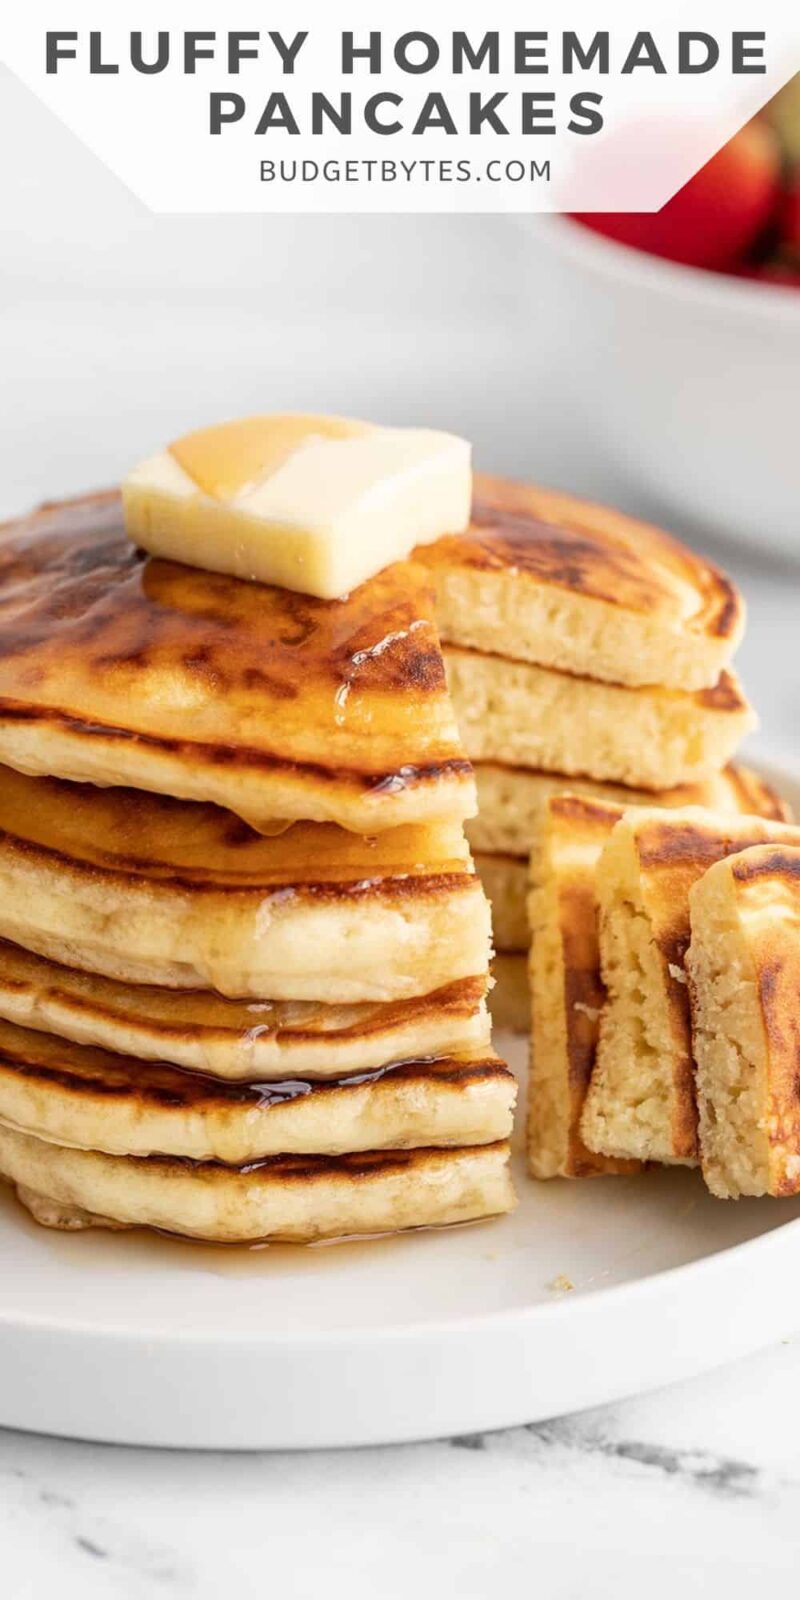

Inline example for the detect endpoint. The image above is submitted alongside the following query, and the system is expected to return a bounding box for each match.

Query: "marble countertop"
[4,1336,800,1598]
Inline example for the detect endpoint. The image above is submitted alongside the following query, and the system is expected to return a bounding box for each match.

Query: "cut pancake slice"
[0,942,490,1079]
[418,472,743,690]
[473,851,528,953]
[581,809,800,1170]
[445,648,754,792]
[489,953,530,1035]
[0,766,490,1001]
[688,845,800,1199]
[0,492,475,833]
[471,762,790,952]
[468,760,790,859]
[0,1126,515,1243]
[0,1019,516,1161]
[528,796,641,1180]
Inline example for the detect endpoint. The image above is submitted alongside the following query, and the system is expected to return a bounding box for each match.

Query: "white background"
[2,62,800,1597]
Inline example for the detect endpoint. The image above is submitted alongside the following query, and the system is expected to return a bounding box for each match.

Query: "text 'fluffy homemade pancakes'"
[0,492,475,833]
[417,473,743,690]
[687,845,800,1199]
[0,942,490,1079]
[0,1019,515,1162]
[0,766,490,1001]
[0,1127,514,1244]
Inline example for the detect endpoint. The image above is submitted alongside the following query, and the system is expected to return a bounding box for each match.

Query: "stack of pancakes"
[417,475,759,1030]
[0,491,515,1243]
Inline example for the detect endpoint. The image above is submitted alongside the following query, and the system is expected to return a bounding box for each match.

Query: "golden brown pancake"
[688,845,800,1199]
[527,796,641,1180]
[0,1126,515,1243]
[0,942,490,1079]
[418,473,743,690]
[581,809,800,1169]
[0,492,475,833]
[468,760,790,858]
[0,1018,515,1161]
[473,851,528,953]
[0,765,490,1001]
[488,953,529,1035]
[445,646,755,792]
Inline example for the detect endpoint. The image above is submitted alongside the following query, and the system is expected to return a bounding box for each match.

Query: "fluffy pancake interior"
[0,765,491,1001]
[418,472,743,690]
[468,761,790,859]
[473,852,528,953]
[581,809,800,1169]
[445,647,755,792]
[488,953,529,1035]
[688,846,800,1199]
[528,797,640,1180]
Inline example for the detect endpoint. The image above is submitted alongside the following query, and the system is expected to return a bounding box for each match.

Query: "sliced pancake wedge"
[0,1019,515,1161]
[0,766,490,1001]
[687,846,800,1199]
[473,851,528,953]
[418,473,743,690]
[0,942,490,1079]
[581,809,800,1169]
[528,796,640,1180]
[445,647,755,792]
[468,761,790,858]
[0,491,475,833]
[0,1126,515,1243]
[488,953,529,1035]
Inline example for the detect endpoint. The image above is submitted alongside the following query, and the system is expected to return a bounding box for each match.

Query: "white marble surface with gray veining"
[4,1338,800,1599]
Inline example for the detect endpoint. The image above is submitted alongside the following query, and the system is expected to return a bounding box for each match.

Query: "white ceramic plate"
[1,758,799,1452]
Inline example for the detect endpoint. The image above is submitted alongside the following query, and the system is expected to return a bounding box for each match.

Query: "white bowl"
[527,216,800,559]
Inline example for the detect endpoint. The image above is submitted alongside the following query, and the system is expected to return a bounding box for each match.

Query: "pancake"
[527,796,640,1180]
[445,647,755,791]
[688,846,800,1199]
[0,1019,515,1161]
[473,851,528,953]
[581,809,800,1169]
[467,761,790,858]
[0,766,490,1001]
[418,473,743,690]
[488,953,529,1035]
[0,943,490,1079]
[0,1126,515,1243]
[473,761,789,954]
[0,492,475,834]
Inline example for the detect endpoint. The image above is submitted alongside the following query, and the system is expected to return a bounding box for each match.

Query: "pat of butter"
[122,414,472,599]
